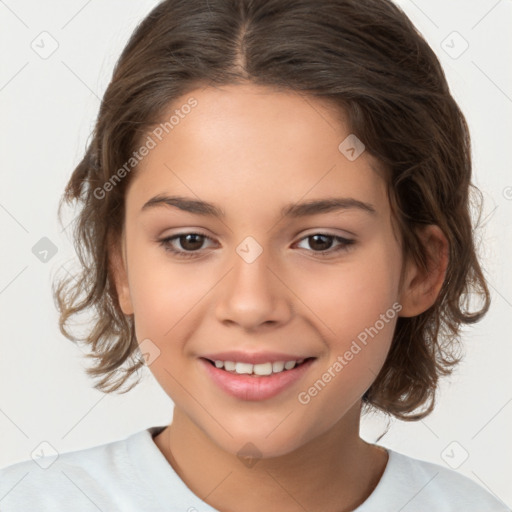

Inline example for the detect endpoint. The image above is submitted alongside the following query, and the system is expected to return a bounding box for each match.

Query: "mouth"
[202,357,316,376]
[199,356,317,401]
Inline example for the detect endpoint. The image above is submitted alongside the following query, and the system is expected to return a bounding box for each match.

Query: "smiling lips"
[200,351,316,401]
[209,359,306,375]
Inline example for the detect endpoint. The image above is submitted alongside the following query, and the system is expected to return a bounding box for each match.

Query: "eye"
[158,232,355,260]
[158,232,215,259]
[295,233,355,256]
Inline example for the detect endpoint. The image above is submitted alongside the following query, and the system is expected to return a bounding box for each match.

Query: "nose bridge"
[229,237,278,303]
[214,235,292,328]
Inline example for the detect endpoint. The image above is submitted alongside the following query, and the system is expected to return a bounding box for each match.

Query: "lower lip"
[199,358,315,401]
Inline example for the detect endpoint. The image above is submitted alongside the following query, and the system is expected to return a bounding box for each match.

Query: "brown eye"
[307,234,334,251]
[296,233,355,256]
[158,232,215,258]
[176,233,205,251]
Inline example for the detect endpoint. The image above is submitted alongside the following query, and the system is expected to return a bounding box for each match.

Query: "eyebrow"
[141,194,377,218]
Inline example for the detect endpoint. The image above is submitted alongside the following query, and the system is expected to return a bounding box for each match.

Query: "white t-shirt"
[0,425,508,511]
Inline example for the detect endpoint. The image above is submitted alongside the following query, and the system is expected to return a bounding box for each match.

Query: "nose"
[214,245,294,330]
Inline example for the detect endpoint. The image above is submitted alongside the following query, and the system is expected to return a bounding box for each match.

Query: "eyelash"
[157,232,355,259]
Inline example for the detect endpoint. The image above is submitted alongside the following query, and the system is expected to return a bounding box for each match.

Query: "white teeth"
[224,361,236,371]
[235,362,253,374]
[253,362,273,376]
[272,361,285,373]
[210,358,308,375]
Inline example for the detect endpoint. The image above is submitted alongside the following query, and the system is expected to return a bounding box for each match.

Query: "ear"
[108,231,134,316]
[398,224,449,317]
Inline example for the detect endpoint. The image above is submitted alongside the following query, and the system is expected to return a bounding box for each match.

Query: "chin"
[203,418,316,461]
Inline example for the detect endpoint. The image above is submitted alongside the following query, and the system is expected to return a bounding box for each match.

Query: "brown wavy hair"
[53,0,490,420]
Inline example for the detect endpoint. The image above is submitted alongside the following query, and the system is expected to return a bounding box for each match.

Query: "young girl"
[0,0,508,510]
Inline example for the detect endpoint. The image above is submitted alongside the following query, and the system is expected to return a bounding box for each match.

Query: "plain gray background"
[1,0,511,507]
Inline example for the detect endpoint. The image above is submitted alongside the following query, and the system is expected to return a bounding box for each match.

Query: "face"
[112,83,421,458]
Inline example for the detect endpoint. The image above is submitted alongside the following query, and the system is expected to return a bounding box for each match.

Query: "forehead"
[126,84,388,218]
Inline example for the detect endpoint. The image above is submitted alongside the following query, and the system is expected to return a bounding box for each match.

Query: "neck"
[153,402,388,512]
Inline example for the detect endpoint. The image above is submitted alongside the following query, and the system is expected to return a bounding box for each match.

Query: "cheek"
[293,236,402,346]
[125,239,209,347]
[295,250,400,429]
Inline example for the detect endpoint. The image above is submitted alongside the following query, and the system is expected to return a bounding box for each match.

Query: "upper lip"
[201,351,315,365]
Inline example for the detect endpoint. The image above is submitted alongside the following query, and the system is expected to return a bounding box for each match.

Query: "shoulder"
[361,448,510,512]
[0,429,150,511]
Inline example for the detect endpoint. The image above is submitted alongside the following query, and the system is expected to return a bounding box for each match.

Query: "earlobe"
[108,233,134,316]
[399,225,449,318]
